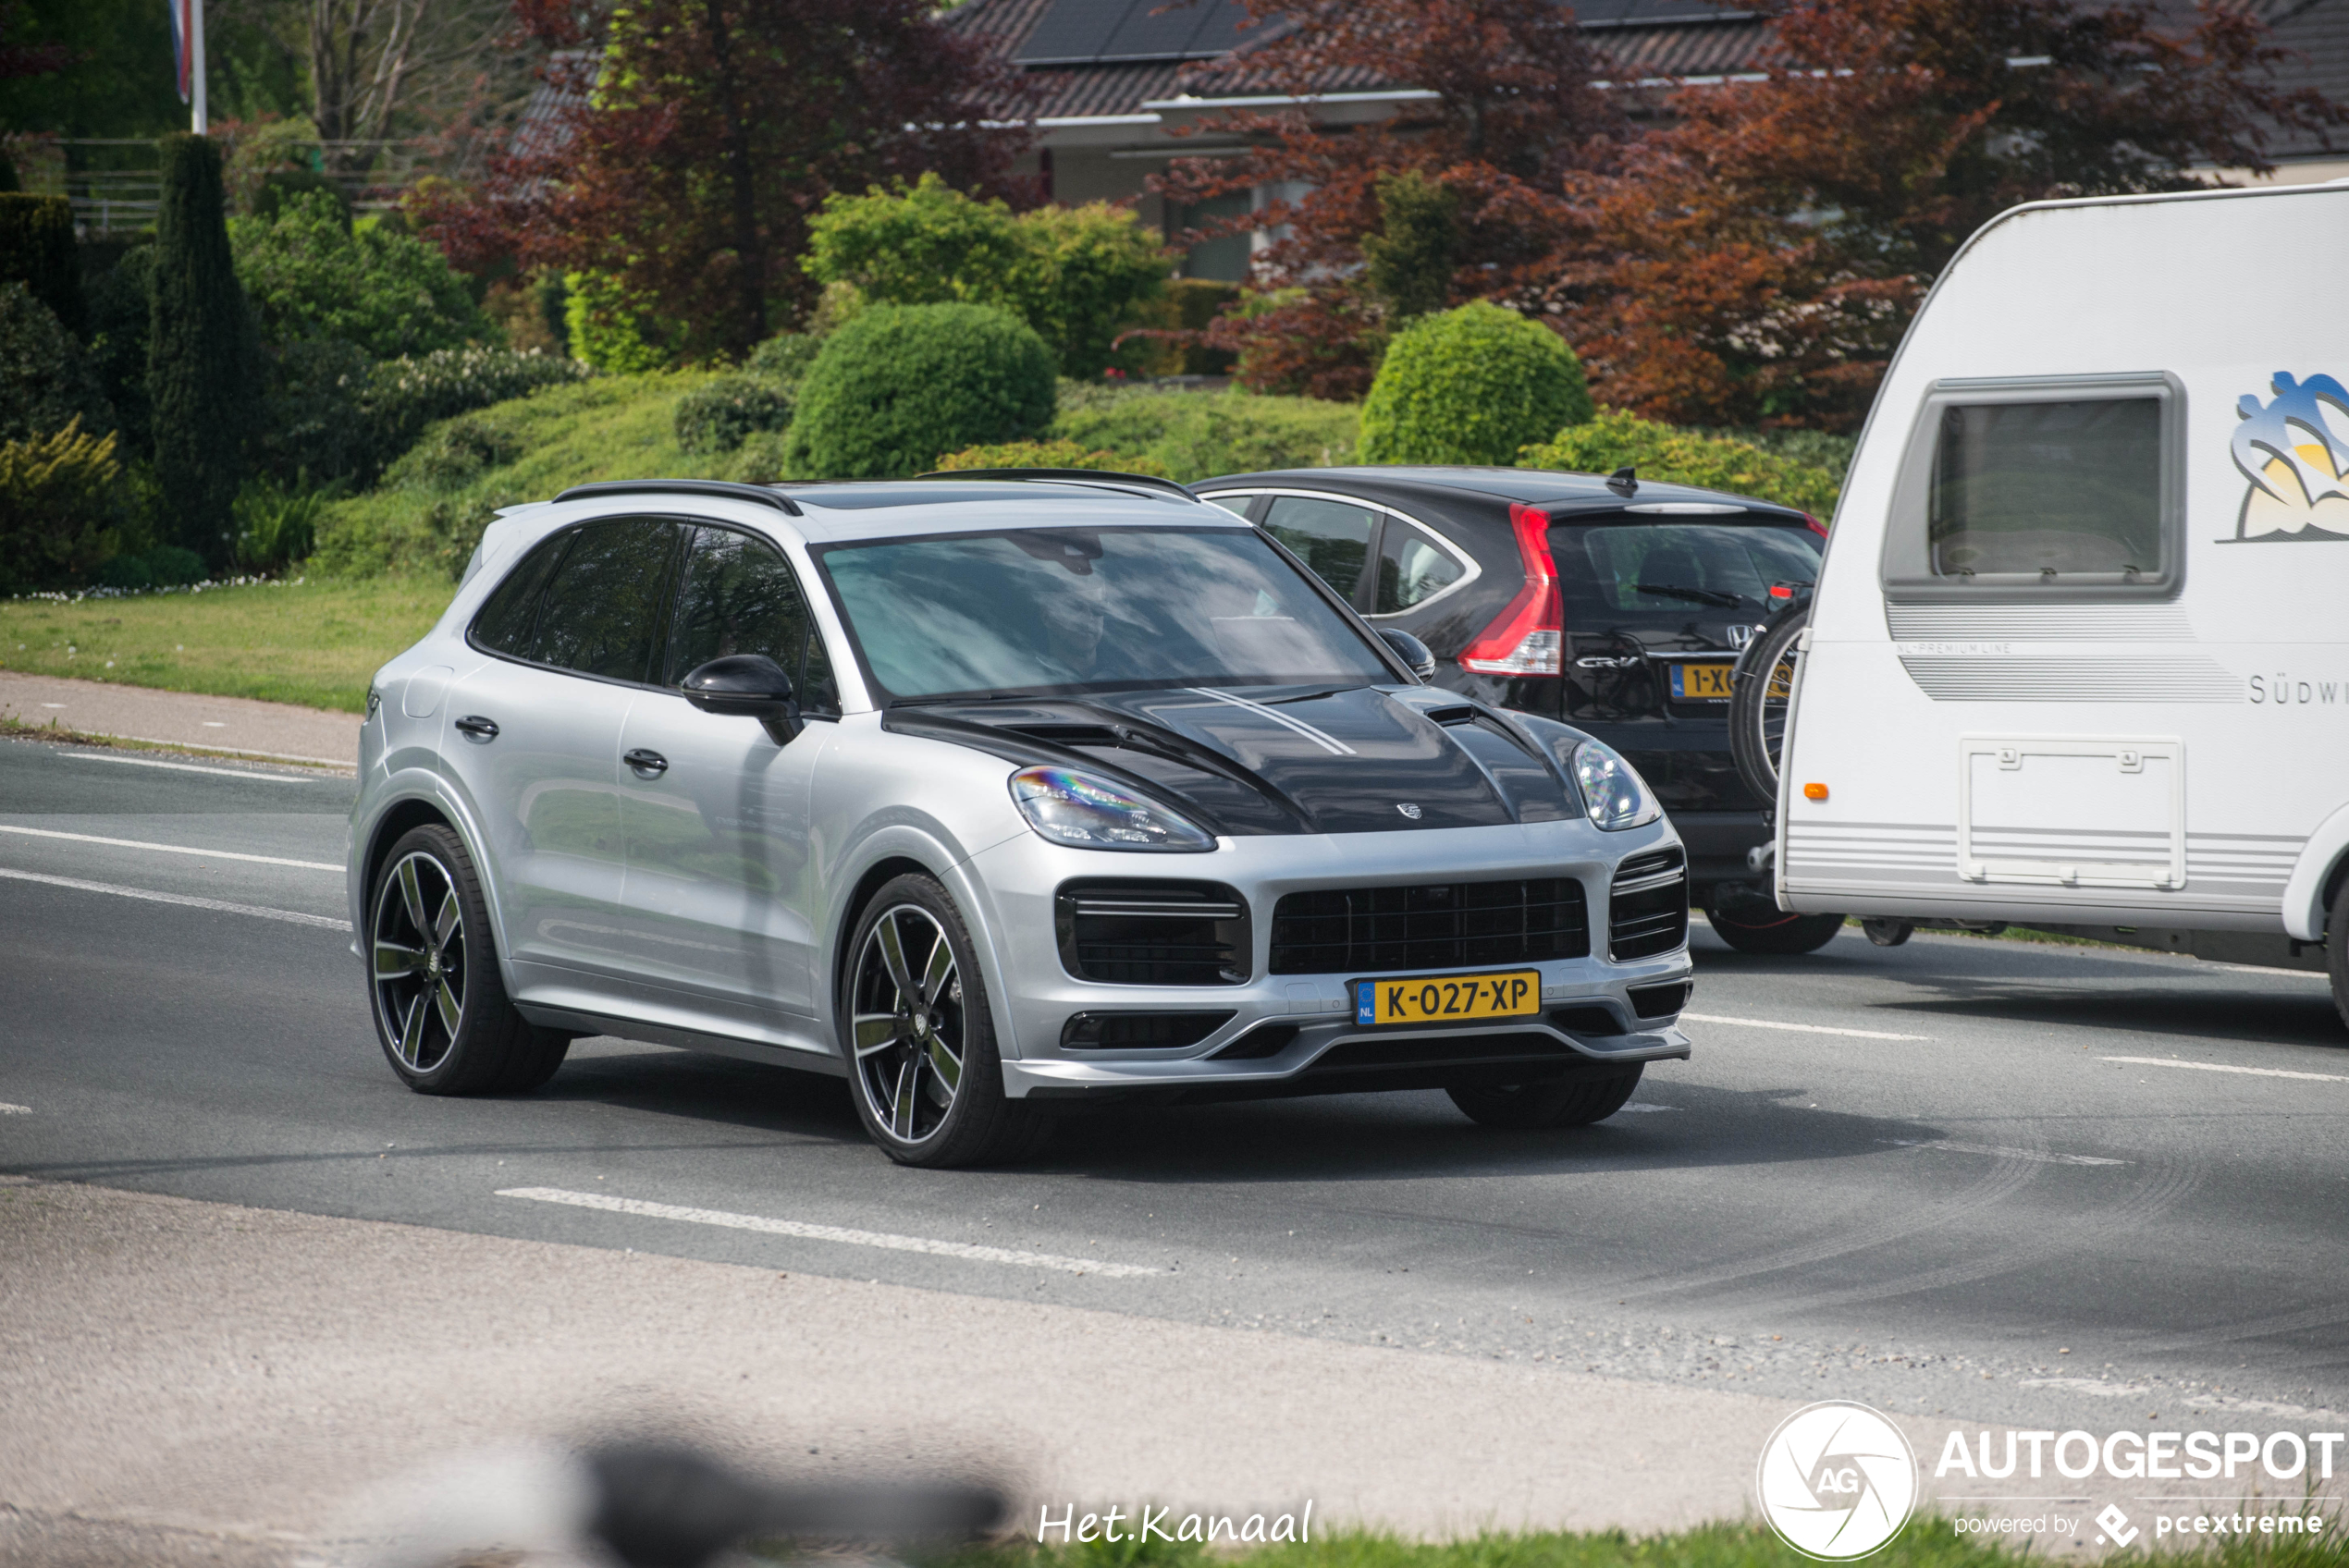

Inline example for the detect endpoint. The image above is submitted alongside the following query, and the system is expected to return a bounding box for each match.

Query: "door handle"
[623,748,670,777]
[454,715,499,741]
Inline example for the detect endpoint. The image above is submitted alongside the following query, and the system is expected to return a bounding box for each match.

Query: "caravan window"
[1929,399,2162,577]
[1883,373,2183,602]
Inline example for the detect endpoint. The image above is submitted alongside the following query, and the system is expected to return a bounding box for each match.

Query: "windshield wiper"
[888,692,1050,708]
[1635,582,1742,608]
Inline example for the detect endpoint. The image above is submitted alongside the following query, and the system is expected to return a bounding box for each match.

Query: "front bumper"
[961,816,1694,1102]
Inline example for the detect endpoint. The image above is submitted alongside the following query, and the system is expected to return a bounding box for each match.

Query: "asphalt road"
[4,731,2346,1439]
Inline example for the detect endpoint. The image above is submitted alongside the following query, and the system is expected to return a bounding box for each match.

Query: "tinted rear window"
[1559,522,1820,630]
[471,533,570,656]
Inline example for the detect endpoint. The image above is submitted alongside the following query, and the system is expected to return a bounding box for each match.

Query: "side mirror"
[1377,628,1438,682]
[682,654,801,744]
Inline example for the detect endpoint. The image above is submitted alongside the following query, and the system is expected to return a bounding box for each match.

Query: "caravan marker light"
[1803,782,1830,801]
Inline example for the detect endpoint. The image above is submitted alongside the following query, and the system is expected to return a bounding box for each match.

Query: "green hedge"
[784,302,1054,479]
[1050,385,1359,483]
[0,193,84,337]
[932,438,1174,478]
[1520,409,1842,519]
[1359,300,1591,466]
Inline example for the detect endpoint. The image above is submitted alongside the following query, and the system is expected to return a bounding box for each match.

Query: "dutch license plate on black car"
[1354,970,1542,1027]
[1671,661,1735,701]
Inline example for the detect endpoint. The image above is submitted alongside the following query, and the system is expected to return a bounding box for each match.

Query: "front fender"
[350,766,523,996]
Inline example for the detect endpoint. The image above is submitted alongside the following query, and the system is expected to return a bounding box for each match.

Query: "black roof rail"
[908,467,1198,502]
[554,479,804,517]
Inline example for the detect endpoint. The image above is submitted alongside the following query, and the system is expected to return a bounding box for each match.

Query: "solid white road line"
[2101,1054,2349,1084]
[1615,1102,1677,1114]
[498,1187,1164,1278]
[0,866,351,931]
[66,752,310,783]
[0,1102,29,1115]
[1878,1137,2127,1167]
[1681,1011,1930,1041]
[0,824,340,871]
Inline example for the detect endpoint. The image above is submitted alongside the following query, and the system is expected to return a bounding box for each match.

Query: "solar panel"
[1015,0,1258,65]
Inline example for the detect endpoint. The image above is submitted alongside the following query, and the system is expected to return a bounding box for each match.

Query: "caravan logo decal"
[2229,372,2349,542]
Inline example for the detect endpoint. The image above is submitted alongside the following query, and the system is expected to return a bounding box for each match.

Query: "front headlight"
[1009,766,1217,851]
[1572,739,1662,830]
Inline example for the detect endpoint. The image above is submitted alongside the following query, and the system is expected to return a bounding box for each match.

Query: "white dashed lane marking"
[0,1102,30,1115]
[0,868,351,931]
[2102,1055,2349,1084]
[1682,1011,1930,1041]
[498,1187,1164,1278]
[0,824,340,871]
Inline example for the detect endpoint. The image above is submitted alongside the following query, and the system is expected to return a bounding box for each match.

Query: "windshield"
[1560,522,1821,633]
[813,525,1395,702]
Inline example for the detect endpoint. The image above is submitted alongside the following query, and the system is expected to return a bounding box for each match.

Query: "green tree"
[805,175,1169,378]
[1360,171,1461,325]
[149,135,260,568]
[1359,300,1592,466]
[230,189,487,359]
[0,193,85,337]
[784,302,1054,479]
[0,281,112,440]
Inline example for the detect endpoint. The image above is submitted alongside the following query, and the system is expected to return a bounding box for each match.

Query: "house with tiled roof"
[945,0,2349,278]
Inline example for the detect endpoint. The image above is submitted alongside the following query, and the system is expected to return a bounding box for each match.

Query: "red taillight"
[1768,583,1793,600]
[1802,513,1827,539]
[1458,502,1563,676]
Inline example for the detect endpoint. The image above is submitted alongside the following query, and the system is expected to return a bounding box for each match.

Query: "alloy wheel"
[850,904,965,1145]
[371,851,467,1073]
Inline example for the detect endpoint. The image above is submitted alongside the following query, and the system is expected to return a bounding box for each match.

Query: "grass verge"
[880,1519,2343,1568]
[0,575,452,713]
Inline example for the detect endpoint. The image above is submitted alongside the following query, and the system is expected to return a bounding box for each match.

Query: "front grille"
[1609,848,1689,960]
[1269,877,1590,975]
[1057,879,1249,986]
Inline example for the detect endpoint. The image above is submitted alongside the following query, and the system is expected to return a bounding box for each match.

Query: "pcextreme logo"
[1756,1402,1921,1561]
[2228,371,2349,542]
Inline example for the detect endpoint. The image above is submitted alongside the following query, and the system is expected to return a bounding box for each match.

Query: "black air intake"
[1270,877,1590,975]
[1056,880,1249,986]
[1061,1011,1235,1050]
[1608,848,1689,961]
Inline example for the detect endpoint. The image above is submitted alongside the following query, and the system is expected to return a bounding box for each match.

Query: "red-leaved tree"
[1556,0,2349,431]
[1150,0,1626,398]
[416,0,1033,361]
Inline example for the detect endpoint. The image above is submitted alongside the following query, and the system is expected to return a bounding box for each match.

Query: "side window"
[1885,374,2182,600]
[1201,492,1256,520]
[665,527,838,712]
[470,532,571,656]
[1372,518,1466,613]
[1262,496,1374,604]
[531,517,683,682]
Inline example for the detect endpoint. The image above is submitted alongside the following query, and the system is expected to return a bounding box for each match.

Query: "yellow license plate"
[1671,661,1735,701]
[1354,970,1542,1027]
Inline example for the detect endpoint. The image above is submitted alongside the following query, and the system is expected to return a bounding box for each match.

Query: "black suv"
[1195,465,1844,954]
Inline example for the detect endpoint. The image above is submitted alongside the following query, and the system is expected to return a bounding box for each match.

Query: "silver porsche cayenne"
[348,472,1694,1167]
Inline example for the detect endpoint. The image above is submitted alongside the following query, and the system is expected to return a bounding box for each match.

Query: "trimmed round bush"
[784,303,1055,479]
[676,374,793,453]
[1359,300,1593,467]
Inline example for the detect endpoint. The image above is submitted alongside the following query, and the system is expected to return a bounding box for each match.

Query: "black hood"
[884,685,1589,836]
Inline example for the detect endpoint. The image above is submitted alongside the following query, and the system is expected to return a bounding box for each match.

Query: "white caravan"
[1762,182,2349,1027]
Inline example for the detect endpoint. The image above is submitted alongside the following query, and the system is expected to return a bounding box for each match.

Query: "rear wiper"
[1635,582,1742,608]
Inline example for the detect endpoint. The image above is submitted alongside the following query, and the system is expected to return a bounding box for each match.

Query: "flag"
[168,0,193,103]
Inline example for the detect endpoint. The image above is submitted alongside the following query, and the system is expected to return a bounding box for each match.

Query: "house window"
[1174,191,1254,281]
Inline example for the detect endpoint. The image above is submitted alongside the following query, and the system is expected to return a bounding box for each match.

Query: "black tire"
[1448,1065,1644,1129]
[1862,917,1915,948]
[841,873,1044,1169]
[1707,906,1846,956]
[1728,598,1809,807]
[366,823,567,1095]
[2329,877,2349,1035]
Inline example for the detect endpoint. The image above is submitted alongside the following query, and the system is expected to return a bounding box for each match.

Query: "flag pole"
[191,0,207,133]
